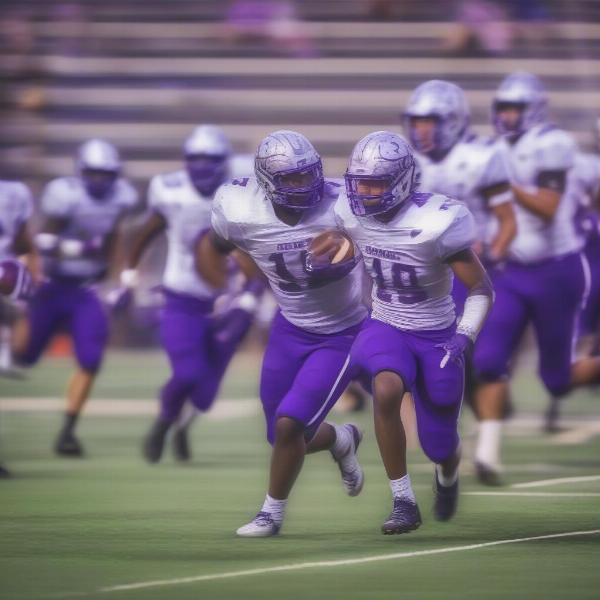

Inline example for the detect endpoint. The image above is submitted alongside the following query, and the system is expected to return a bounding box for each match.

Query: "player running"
[403,79,516,310]
[473,72,600,483]
[334,131,493,532]
[120,125,261,463]
[15,139,138,457]
[199,130,367,537]
[0,180,39,378]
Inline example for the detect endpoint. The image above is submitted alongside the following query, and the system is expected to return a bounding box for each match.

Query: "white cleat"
[236,512,281,538]
[332,423,364,497]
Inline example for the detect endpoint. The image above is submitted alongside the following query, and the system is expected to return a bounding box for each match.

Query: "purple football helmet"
[345,131,420,217]
[77,139,121,200]
[184,125,232,196]
[255,130,324,210]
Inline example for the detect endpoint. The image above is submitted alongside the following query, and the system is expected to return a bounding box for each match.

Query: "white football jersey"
[0,180,33,260]
[335,192,476,331]
[418,133,512,247]
[148,169,220,299]
[566,152,600,242]
[211,177,367,334]
[40,176,138,280]
[499,123,580,262]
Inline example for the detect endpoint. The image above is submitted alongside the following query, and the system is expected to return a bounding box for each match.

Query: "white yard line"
[47,529,599,598]
[512,475,600,489]
[0,398,258,421]
[465,492,600,497]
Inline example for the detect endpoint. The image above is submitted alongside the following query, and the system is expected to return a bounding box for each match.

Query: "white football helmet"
[403,80,470,157]
[345,131,420,217]
[76,139,121,199]
[254,130,324,210]
[183,125,232,196]
[492,72,548,137]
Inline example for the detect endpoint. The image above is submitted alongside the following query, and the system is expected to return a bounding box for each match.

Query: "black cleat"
[0,464,11,478]
[172,426,191,462]
[143,418,171,464]
[433,475,459,521]
[381,497,422,535]
[475,461,503,486]
[54,431,84,457]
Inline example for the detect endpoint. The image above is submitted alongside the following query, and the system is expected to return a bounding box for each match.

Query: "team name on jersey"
[277,239,311,252]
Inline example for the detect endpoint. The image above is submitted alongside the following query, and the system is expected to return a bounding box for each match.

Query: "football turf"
[1,351,599,599]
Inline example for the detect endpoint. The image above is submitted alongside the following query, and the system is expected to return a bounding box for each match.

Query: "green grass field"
[1,350,600,600]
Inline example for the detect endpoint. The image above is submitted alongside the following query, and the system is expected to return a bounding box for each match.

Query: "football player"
[472,73,600,482]
[14,139,139,457]
[199,130,367,537]
[570,128,600,344]
[0,256,35,478]
[0,180,39,378]
[334,131,493,533]
[119,125,262,463]
[403,79,516,310]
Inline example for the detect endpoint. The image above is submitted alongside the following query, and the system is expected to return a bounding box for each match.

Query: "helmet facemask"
[258,160,324,211]
[346,154,418,217]
[492,101,528,139]
[405,115,443,156]
[81,168,119,200]
[186,153,228,196]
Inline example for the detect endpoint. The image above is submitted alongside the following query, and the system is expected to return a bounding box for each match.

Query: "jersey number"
[372,258,427,304]
[268,251,328,292]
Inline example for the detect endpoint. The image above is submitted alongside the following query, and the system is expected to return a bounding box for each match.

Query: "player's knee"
[474,349,507,383]
[274,416,305,445]
[420,430,459,464]
[77,353,103,374]
[373,371,405,415]
[541,373,571,398]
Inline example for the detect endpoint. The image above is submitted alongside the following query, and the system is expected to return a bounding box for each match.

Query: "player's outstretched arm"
[195,230,236,289]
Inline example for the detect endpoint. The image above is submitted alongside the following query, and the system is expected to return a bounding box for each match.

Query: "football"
[307,230,355,269]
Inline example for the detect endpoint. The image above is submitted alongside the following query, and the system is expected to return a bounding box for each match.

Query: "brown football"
[308,230,354,267]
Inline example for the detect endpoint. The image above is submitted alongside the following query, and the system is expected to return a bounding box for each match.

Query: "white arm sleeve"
[457,290,494,341]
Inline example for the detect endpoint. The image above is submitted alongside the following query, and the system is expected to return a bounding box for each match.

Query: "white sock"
[475,420,503,470]
[0,326,12,370]
[175,403,198,431]
[389,474,416,503]
[331,423,352,459]
[436,464,458,487]
[261,494,287,524]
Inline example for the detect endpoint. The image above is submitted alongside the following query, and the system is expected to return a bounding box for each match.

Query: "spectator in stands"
[223,0,316,57]
[444,0,513,56]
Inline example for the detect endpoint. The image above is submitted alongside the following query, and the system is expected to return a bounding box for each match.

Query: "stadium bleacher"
[1,0,599,188]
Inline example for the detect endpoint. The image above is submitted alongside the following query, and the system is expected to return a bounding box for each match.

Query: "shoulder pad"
[160,171,186,188]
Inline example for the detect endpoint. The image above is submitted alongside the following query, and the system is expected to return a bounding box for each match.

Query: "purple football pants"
[18,280,108,372]
[350,317,464,464]
[474,252,587,397]
[158,290,249,422]
[260,311,362,445]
